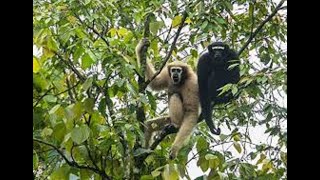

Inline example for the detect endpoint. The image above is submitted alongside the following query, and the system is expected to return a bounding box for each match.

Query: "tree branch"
[33,138,111,180]
[237,0,286,56]
[136,13,152,128]
[33,87,54,108]
[56,53,86,82]
[73,13,110,46]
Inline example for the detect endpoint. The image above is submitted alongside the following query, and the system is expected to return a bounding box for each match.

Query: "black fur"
[197,42,240,135]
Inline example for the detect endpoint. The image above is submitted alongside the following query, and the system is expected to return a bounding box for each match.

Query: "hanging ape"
[136,38,200,159]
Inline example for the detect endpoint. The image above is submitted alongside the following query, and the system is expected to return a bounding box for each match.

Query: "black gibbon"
[136,38,200,159]
[197,42,240,135]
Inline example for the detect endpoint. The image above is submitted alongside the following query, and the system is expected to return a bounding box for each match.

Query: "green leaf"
[194,176,205,180]
[98,97,107,116]
[133,148,153,157]
[52,123,66,143]
[190,49,198,58]
[256,153,266,165]
[228,63,239,70]
[43,95,57,103]
[196,136,209,152]
[150,39,159,56]
[239,163,256,178]
[219,134,228,141]
[49,104,61,115]
[140,175,154,180]
[33,57,40,73]
[224,1,233,10]
[74,46,85,61]
[108,28,117,37]
[83,98,95,114]
[262,160,273,173]
[118,27,128,37]
[150,21,164,35]
[162,164,179,180]
[72,102,83,121]
[75,28,87,39]
[231,86,238,95]
[50,163,70,180]
[172,15,182,28]
[208,156,220,170]
[82,53,94,70]
[80,169,93,180]
[47,37,59,52]
[250,152,258,160]
[33,150,38,170]
[233,142,242,153]
[197,156,209,172]
[185,17,192,24]
[41,127,53,137]
[215,17,226,24]
[233,134,241,141]
[84,0,91,5]
[82,77,93,91]
[280,151,287,165]
[201,20,208,30]
[151,166,163,177]
[65,104,75,121]
[71,125,91,144]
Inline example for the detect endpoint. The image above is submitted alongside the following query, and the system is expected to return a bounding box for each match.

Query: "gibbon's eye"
[170,67,182,74]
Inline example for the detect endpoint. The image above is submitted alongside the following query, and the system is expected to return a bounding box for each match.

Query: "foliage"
[33,0,287,179]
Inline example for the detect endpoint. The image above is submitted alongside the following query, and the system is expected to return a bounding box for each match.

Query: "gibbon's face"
[169,66,183,85]
[211,45,225,59]
[208,42,230,62]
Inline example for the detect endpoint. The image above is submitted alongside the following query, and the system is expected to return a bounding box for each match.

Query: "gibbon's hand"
[141,38,150,51]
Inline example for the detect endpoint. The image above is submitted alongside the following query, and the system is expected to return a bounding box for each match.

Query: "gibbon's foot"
[210,127,221,135]
[163,124,179,134]
[169,147,178,160]
[154,124,178,141]
[141,38,150,47]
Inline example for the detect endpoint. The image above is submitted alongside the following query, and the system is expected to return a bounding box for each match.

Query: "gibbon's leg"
[169,94,184,127]
[169,112,198,159]
[144,116,171,148]
[204,71,221,135]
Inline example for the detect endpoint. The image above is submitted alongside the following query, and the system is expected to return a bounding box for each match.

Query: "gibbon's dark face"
[169,66,183,85]
[208,42,230,63]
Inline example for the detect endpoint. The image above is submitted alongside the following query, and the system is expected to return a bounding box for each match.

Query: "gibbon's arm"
[136,38,169,91]
[145,61,169,91]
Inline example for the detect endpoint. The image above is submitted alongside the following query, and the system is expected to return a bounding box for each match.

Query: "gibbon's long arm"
[145,61,169,91]
[136,38,169,91]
